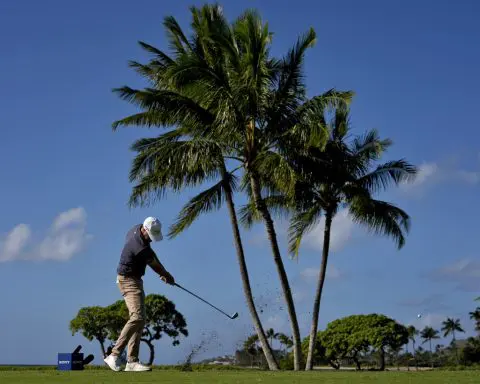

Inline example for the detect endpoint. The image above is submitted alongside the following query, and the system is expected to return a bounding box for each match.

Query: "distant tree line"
[252,300,480,370]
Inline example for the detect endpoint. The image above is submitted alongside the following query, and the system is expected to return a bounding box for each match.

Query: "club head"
[230,312,239,319]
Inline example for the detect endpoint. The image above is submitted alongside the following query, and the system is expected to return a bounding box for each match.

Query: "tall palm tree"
[112,4,352,370]
[442,317,464,363]
[420,326,440,367]
[266,108,416,370]
[407,325,419,370]
[407,325,418,355]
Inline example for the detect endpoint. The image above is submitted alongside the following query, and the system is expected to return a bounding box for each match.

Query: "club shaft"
[175,283,232,318]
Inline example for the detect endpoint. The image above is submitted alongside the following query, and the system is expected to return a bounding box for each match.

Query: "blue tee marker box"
[57,353,84,370]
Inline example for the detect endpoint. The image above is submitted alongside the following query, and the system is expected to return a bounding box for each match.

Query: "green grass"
[0,369,478,384]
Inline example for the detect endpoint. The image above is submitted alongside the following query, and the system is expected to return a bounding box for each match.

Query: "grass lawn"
[0,369,478,384]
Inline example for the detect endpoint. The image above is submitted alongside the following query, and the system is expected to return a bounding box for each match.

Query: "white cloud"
[0,224,31,262]
[0,207,91,263]
[300,265,342,282]
[400,161,480,194]
[265,315,288,333]
[292,290,307,303]
[426,258,480,292]
[302,209,354,253]
[400,162,439,191]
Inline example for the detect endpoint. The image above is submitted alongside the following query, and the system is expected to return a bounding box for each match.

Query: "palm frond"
[352,129,393,161]
[111,87,214,130]
[356,160,417,194]
[163,15,193,54]
[238,194,291,229]
[167,175,235,238]
[129,136,224,184]
[287,204,323,257]
[138,41,175,66]
[254,150,298,198]
[349,197,410,249]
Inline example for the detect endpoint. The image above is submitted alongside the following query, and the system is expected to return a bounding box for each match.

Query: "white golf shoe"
[125,361,152,372]
[104,354,122,372]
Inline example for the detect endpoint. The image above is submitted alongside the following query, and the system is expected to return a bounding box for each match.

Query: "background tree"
[407,325,418,370]
[442,317,464,363]
[277,333,293,355]
[69,306,110,357]
[469,307,480,333]
[266,328,280,350]
[107,294,188,365]
[420,326,440,367]
[282,108,416,370]
[317,313,409,371]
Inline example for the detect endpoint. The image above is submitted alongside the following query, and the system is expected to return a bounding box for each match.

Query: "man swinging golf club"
[104,217,175,372]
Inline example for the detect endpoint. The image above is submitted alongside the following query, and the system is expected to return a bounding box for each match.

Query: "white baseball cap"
[143,216,163,242]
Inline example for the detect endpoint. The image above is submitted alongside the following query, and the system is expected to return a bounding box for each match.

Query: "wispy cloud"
[398,293,450,312]
[400,160,480,194]
[300,265,343,282]
[0,207,92,263]
[425,258,480,292]
[302,209,355,253]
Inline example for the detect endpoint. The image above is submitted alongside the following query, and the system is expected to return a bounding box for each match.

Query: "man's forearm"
[148,255,168,276]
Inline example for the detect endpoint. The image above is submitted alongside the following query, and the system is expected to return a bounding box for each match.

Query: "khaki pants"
[111,275,146,363]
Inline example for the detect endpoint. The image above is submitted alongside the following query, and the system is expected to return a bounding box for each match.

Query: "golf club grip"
[175,283,230,317]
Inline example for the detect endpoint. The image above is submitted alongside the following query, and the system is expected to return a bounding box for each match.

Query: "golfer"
[104,217,175,372]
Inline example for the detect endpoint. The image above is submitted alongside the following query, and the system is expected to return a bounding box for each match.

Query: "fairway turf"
[0,369,478,384]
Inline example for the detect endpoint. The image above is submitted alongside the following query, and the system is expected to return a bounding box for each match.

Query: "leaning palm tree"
[442,317,464,363]
[112,4,352,370]
[420,326,440,367]
[272,108,416,370]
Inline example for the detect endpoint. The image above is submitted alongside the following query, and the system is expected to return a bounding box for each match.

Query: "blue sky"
[0,0,479,365]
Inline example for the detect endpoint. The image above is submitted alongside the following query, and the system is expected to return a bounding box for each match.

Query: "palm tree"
[442,318,464,363]
[110,6,283,370]
[442,318,464,342]
[113,4,352,370]
[420,326,440,367]
[277,333,293,355]
[266,328,280,350]
[469,307,480,333]
[407,325,419,370]
[407,325,418,354]
[272,108,416,370]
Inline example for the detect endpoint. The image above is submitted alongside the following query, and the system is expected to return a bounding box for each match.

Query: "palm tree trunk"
[222,170,279,370]
[249,175,302,370]
[430,339,433,368]
[305,211,332,370]
[413,339,417,370]
[452,332,459,364]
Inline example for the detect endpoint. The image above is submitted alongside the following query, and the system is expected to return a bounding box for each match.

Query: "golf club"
[175,283,238,320]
